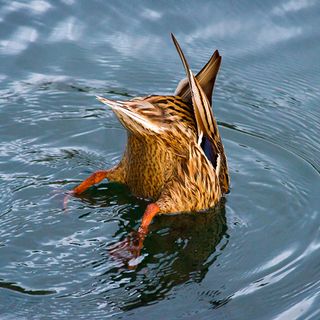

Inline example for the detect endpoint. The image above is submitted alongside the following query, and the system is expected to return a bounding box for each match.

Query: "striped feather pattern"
[171,34,229,193]
[95,33,230,213]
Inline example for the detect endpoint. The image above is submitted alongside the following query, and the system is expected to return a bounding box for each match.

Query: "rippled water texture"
[0,1,320,319]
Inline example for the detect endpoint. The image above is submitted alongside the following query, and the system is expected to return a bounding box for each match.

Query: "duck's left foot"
[108,231,146,268]
[108,203,160,268]
[63,190,75,210]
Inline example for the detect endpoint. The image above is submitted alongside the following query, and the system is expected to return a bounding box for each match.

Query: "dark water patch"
[0,279,56,296]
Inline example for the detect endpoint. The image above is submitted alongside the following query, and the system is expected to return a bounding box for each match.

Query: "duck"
[66,34,230,258]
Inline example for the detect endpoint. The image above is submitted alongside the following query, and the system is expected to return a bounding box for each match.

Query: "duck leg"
[108,203,160,267]
[138,203,160,235]
[64,166,125,208]
[63,170,110,209]
[72,170,111,195]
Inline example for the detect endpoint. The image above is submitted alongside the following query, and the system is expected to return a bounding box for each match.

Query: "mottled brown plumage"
[67,34,230,260]
[97,94,224,213]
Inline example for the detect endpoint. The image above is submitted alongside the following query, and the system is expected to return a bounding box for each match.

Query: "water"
[0,1,319,319]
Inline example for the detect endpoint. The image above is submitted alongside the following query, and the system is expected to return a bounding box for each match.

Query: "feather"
[96,96,165,134]
[174,49,221,106]
[171,34,220,145]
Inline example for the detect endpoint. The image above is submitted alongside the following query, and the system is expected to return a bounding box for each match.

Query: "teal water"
[0,1,320,319]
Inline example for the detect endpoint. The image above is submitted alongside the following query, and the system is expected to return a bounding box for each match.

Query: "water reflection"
[272,0,317,16]
[72,186,228,309]
[0,279,55,295]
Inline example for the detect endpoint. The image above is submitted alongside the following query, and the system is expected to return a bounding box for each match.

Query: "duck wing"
[174,46,221,107]
[171,34,219,147]
[171,34,230,193]
[96,96,168,136]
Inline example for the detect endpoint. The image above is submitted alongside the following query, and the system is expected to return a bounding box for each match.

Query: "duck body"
[70,34,230,249]
[103,94,224,214]
[118,131,176,200]
[108,95,195,200]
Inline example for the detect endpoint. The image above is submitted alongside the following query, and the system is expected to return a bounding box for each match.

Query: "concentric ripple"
[0,1,320,319]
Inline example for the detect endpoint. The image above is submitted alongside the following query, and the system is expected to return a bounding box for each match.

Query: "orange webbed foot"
[63,170,111,209]
[108,231,146,268]
[108,203,160,268]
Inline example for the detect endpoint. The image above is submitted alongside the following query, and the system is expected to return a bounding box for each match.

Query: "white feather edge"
[188,70,206,146]
[197,131,203,146]
[216,153,221,177]
[174,77,188,96]
[96,95,164,134]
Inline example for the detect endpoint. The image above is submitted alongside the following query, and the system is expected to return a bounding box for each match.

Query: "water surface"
[0,1,320,319]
